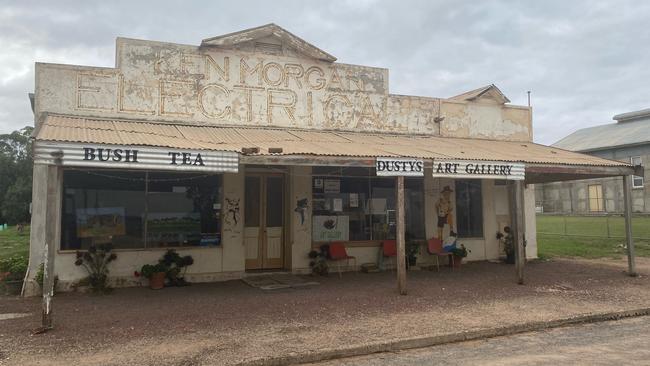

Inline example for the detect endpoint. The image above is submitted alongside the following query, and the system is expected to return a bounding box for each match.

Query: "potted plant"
[450,244,470,268]
[308,244,329,276]
[406,241,420,268]
[497,227,515,264]
[138,263,167,290]
[0,256,27,295]
[159,249,194,286]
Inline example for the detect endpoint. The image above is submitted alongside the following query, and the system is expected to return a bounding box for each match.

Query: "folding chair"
[381,240,397,271]
[427,238,455,272]
[329,242,357,278]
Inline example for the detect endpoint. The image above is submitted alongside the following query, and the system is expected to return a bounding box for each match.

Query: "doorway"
[244,173,284,270]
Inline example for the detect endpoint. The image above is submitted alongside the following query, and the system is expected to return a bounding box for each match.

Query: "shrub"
[0,255,27,281]
[74,244,117,293]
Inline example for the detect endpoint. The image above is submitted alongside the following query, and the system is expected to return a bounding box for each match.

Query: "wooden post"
[42,165,61,330]
[510,180,525,284]
[396,176,407,295]
[623,175,637,277]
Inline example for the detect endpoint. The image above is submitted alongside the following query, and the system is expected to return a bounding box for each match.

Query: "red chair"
[381,240,397,271]
[329,242,357,277]
[427,238,455,271]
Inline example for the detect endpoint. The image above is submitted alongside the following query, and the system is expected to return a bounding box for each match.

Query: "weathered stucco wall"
[290,165,312,273]
[35,36,530,140]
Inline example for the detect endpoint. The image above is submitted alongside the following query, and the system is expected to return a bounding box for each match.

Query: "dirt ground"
[1,257,649,366]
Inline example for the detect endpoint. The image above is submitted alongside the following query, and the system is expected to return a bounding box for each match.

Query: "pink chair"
[381,240,397,271]
[427,238,455,271]
[329,242,357,277]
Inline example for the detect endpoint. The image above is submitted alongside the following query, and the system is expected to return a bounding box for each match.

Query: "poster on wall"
[324,179,341,193]
[76,207,126,238]
[333,198,343,212]
[312,215,349,241]
[349,193,359,208]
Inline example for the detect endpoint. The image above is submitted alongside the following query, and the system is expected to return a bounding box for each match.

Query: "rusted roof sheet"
[34,115,629,167]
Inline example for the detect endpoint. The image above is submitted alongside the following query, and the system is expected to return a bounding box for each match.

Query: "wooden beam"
[623,175,637,277]
[396,176,407,295]
[510,180,525,284]
[42,165,62,330]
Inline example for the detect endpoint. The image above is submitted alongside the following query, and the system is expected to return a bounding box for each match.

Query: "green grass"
[0,225,30,260]
[536,215,650,259]
[537,215,650,239]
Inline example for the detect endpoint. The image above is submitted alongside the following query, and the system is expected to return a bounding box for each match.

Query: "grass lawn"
[537,215,650,259]
[0,225,30,260]
[537,215,650,239]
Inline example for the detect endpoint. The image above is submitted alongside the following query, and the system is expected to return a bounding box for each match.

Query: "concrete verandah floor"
[1,258,649,366]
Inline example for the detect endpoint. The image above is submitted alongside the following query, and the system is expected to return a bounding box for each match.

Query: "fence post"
[563,215,568,236]
[606,215,610,238]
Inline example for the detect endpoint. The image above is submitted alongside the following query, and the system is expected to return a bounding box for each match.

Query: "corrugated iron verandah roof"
[34,115,633,171]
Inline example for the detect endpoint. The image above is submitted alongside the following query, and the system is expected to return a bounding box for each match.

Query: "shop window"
[631,156,643,188]
[61,169,222,250]
[455,180,483,238]
[311,168,425,242]
[588,184,604,212]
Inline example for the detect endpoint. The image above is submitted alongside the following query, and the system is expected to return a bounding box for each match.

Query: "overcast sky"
[1,0,648,144]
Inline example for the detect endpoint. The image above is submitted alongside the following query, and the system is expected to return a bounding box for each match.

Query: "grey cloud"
[0,0,648,144]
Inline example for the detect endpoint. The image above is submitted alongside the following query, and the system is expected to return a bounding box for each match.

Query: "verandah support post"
[510,180,525,284]
[623,175,637,277]
[42,165,62,330]
[396,175,407,295]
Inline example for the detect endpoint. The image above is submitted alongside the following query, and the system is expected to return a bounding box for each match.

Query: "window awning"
[33,114,638,182]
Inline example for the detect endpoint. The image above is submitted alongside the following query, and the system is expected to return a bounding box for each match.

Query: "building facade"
[536,109,649,214]
[25,24,633,296]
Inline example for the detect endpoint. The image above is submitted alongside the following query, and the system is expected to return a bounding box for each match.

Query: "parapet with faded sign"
[34,25,532,141]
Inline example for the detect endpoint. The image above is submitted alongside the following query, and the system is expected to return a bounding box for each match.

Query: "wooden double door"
[244,174,284,270]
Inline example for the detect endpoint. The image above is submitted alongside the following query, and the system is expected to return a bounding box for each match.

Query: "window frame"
[59,168,224,252]
[631,156,644,189]
[588,184,604,212]
[454,179,484,239]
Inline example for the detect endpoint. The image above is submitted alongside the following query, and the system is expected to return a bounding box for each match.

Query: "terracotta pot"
[148,272,166,290]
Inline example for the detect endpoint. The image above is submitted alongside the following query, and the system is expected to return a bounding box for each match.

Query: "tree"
[0,126,33,224]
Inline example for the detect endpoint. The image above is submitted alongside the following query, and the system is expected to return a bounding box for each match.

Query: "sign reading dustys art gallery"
[33,141,239,172]
[376,157,424,176]
[432,160,525,180]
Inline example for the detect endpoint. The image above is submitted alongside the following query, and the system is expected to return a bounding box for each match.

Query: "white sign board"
[432,160,525,180]
[312,215,349,242]
[33,141,239,173]
[376,157,424,176]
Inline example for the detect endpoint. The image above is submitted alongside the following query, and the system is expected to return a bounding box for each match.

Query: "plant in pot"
[497,227,515,264]
[308,244,329,276]
[159,249,194,286]
[138,263,168,290]
[0,255,27,295]
[74,244,117,294]
[450,244,470,268]
[406,241,420,268]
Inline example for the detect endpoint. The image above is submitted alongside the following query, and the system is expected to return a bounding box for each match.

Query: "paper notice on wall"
[333,198,343,212]
[312,215,349,241]
[314,178,323,189]
[324,179,340,193]
[349,193,359,207]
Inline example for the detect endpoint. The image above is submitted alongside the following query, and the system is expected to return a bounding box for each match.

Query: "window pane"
[266,176,283,227]
[312,176,371,241]
[245,176,261,227]
[147,172,222,247]
[61,170,146,250]
[405,178,425,240]
[369,177,396,240]
[455,180,483,238]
